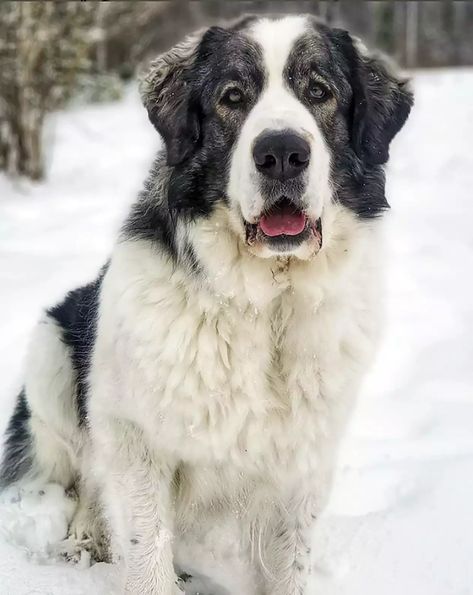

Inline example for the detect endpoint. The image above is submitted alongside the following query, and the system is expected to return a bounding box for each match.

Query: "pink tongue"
[260,211,306,237]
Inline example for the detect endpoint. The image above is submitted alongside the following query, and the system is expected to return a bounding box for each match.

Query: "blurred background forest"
[1,0,472,181]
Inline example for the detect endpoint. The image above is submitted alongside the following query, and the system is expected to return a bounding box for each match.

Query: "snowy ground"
[0,70,472,594]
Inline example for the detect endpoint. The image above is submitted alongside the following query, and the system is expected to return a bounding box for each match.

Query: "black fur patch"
[126,21,264,247]
[47,266,107,424]
[121,156,203,278]
[0,389,32,488]
[166,25,263,215]
[122,157,178,252]
[284,20,413,219]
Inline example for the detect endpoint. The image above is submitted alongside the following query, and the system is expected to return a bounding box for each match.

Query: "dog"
[0,14,412,595]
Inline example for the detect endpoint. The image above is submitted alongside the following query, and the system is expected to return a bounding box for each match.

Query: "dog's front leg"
[258,492,316,595]
[94,418,180,595]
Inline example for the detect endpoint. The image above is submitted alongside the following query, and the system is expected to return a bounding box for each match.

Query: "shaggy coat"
[0,14,412,595]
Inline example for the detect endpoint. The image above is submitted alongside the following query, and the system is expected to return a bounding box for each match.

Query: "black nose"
[252,130,310,181]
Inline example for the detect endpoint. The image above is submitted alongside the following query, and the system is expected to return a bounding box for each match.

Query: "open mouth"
[245,197,322,252]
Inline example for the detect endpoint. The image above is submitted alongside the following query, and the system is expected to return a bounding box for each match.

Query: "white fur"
[85,200,383,593]
[24,315,83,487]
[228,16,332,252]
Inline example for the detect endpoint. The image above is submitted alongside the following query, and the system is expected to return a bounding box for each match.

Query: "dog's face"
[141,15,412,260]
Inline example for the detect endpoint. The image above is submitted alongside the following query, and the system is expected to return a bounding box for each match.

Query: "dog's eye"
[308,82,329,103]
[221,87,245,107]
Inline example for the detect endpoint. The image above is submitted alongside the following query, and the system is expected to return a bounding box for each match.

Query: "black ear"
[140,31,204,166]
[348,37,414,166]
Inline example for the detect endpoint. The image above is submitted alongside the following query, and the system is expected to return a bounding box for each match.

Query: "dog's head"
[141,15,413,260]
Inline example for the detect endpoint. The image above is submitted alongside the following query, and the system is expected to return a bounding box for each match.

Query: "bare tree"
[87,1,473,80]
[0,2,95,180]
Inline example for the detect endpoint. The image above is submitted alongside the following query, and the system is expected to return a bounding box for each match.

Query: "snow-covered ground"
[0,70,472,594]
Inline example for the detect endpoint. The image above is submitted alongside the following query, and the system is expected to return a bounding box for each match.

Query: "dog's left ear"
[341,33,414,166]
[140,31,204,167]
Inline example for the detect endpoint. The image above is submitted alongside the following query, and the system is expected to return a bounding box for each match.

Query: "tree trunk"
[405,2,419,68]
[0,2,94,180]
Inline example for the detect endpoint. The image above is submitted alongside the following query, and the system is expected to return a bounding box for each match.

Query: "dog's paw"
[177,571,228,595]
[50,535,93,568]
[67,500,110,563]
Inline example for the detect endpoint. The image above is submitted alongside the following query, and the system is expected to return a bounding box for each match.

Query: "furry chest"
[127,299,332,473]
[104,244,375,473]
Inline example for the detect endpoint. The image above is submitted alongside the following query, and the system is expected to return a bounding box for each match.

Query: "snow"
[0,70,472,594]
[0,483,76,556]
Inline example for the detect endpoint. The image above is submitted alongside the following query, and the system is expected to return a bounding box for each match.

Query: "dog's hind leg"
[1,314,81,489]
[0,314,90,556]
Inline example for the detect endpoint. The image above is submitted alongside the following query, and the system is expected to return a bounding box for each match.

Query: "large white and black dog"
[0,14,412,595]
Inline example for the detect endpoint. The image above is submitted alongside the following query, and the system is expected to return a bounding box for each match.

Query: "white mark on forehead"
[229,15,332,228]
[249,16,308,86]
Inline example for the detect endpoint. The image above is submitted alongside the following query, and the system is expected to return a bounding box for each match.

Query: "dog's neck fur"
[186,201,378,312]
[123,154,382,319]
[106,193,383,476]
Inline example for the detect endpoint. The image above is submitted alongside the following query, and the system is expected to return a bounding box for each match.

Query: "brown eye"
[221,87,245,107]
[308,82,329,102]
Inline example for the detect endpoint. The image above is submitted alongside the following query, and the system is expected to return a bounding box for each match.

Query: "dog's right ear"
[140,31,204,167]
